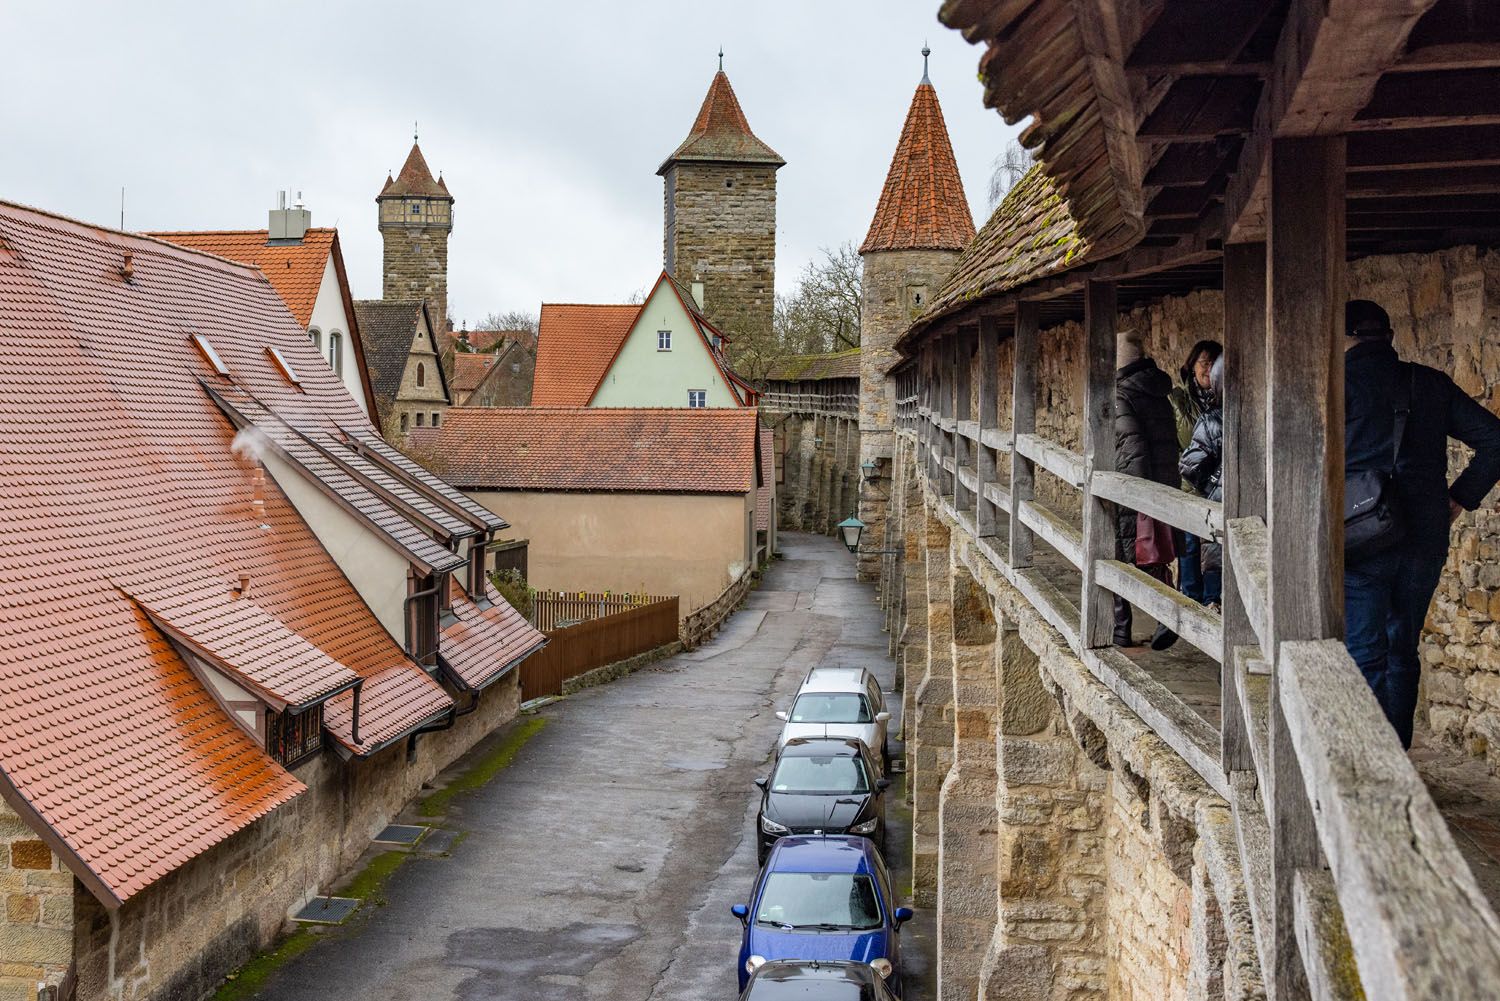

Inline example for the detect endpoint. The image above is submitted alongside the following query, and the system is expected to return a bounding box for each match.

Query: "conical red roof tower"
[658,70,784,174]
[860,61,975,253]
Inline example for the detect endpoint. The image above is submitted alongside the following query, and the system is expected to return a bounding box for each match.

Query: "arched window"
[328,330,343,376]
[309,327,322,352]
[416,362,426,387]
[400,413,409,433]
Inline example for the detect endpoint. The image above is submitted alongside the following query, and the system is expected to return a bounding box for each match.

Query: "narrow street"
[248,532,931,1001]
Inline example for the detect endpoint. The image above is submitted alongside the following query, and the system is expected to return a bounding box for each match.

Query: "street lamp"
[860,459,878,479]
[837,516,865,553]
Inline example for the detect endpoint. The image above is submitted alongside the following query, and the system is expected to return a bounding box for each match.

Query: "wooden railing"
[899,287,1500,998]
[531,590,673,631]
[519,596,680,699]
[759,391,857,417]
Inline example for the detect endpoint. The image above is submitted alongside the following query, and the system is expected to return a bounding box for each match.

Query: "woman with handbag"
[1178,356,1224,613]
[1113,329,1183,648]
[1168,339,1223,607]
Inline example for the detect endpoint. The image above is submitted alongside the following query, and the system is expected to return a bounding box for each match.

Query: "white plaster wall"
[261,450,411,641]
[590,281,739,408]
[307,255,370,416]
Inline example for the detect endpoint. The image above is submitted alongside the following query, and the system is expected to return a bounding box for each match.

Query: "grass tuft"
[418,716,546,817]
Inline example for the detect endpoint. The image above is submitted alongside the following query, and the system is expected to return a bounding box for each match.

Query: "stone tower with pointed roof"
[856,50,975,579]
[658,66,784,342]
[378,140,455,333]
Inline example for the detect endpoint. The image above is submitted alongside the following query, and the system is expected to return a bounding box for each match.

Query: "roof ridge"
[0,199,269,275]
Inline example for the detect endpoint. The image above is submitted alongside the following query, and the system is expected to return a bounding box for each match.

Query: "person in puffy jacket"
[1113,329,1181,647]
[1168,340,1223,606]
[1178,356,1224,605]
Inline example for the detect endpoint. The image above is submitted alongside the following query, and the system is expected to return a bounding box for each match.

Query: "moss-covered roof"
[762,348,861,383]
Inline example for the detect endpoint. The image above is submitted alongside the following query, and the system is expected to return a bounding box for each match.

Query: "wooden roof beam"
[1347,164,1500,196]
[1351,68,1500,130]
[1124,0,1277,76]
[1223,0,1438,244]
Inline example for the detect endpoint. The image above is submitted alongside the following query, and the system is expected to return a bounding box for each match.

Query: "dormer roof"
[378,142,452,201]
[658,70,784,175]
[860,79,975,254]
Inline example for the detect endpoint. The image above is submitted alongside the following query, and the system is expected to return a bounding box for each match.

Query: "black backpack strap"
[1390,364,1414,472]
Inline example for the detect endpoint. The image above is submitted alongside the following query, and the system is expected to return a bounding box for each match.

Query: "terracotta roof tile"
[530,304,639,406]
[861,82,976,254]
[451,352,499,393]
[441,328,536,355]
[422,407,761,493]
[148,228,335,327]
[0,200,537,905]
[441,579,548,691]
[658,71,784,174]
[756,427,774,533]
[378,143,452,200]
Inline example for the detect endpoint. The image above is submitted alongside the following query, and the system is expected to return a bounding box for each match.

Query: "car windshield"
[747,977,869,999]
[790,693,873,724]
[771,755,870,795]
[755,872,883,930]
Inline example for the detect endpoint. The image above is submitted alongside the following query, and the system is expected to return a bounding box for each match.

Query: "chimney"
[691,281,705,309]
[268,190,311,243]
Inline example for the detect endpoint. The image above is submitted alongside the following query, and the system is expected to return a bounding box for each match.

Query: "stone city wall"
[0,802,73,1001]
[885,438,1263,1000]
[768,411,859,537]
[63,673,520,1001]
[948,245,1500,771]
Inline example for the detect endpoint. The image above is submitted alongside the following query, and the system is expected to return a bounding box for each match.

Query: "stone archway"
[937,562,999,1000]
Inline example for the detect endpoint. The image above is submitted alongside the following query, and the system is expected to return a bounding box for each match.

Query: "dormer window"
[190,333,231,377]
[267,706,324,767]
[309,327,322,352]
[266,346,301,387]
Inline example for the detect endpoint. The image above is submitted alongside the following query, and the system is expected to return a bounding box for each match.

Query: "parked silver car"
[775,667,891,771]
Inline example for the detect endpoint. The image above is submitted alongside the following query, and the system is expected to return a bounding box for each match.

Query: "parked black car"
[740,959,899,1000]
[756,737,888,864]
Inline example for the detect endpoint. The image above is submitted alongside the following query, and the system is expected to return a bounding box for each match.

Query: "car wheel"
[882,737,892,774]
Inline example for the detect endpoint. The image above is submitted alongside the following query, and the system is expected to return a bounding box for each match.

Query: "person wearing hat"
[1113,328,1182,648]
[1344,298,1500,748]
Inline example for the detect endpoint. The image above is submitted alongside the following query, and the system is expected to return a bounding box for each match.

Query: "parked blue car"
[731,836,913,995]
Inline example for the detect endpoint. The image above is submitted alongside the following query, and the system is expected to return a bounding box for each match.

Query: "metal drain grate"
[293,896,360,925]
[373,824,428,846]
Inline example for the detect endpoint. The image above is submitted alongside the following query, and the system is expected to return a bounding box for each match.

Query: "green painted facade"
[590,280,740,408]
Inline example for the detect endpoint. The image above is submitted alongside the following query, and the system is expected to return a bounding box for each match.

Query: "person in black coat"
[1344,299,1500,748]
[1179,356,1224,596]
[1113,329,1181,647]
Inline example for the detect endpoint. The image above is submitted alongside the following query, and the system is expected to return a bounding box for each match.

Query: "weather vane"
[413,120,419,143]
[718,47,724,72]
[922,42,931,83]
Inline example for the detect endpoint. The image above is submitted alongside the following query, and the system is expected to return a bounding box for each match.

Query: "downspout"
[351,678,362,746]
[403,571,444,668]
[406,654,480,760]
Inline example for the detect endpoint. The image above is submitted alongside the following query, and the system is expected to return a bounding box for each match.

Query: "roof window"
[266,346,302,387]
[190,333,231,377]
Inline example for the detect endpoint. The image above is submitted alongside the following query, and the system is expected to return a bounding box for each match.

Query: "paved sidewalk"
[247,532,928,1001]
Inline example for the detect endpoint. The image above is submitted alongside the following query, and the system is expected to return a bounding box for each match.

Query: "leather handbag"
[1344,367,1414,563]
[1135,513,1177,566]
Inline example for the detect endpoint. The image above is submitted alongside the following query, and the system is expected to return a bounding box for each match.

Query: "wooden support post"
[941,331,957,499]
[1010,302,1039,568]
[922,344,936,483]
[1267,134,1346,1001]
[955,325,975,513]
[1081,281,1118,649]
[977,315,1002,539]
[1222,241,1267,774]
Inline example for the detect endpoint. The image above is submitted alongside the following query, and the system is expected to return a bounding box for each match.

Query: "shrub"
[489,568,535,620]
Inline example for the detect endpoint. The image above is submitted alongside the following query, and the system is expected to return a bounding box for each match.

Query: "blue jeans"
[1344,547,1447,749]
[1176,533,1222,605]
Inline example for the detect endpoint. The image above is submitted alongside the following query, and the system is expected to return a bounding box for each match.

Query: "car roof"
[780,737,866,758]
[766,835,876,874]
[798,667,874,694]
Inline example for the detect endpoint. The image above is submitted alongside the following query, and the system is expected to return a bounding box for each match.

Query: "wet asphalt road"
[249,532,929,1001]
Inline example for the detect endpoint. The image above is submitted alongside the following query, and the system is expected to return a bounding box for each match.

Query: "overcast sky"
[0,1,1023,325]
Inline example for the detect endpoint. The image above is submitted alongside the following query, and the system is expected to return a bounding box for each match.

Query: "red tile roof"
[149,228,335,327]
[442,328,536,355]
[441,578,548,690]
[422,407,761,494]
[530,304,639,406]
[756,427,774,533]
[451,352,499,393]
[0,200,539,906]
[860,82,976,254]
[379,142,452,200]
[660,71,784,173]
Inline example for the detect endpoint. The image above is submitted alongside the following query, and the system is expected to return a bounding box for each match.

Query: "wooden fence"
[530,590,673,631]
[519,596,680,700]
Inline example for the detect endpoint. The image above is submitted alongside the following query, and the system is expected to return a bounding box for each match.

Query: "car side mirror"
[731,903,750,926]
[893,906,913,928]
[875,711,891,723]
[876,778,891,791]
[774,710,788,722]
[754,777,768,790]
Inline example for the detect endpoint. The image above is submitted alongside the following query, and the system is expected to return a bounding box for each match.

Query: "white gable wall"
[590,282,740,407]
[308,255,371,415]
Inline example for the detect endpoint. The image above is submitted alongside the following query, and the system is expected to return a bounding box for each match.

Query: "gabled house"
[152,198,380,418]
[0,200,545,998]
[450,339,535,407]
[531,270,756,408]
[355,297,451,440]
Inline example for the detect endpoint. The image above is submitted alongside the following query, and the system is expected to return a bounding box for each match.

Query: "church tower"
[856,48,976,579]
[377,139,454,332]
[658,62,784,341]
